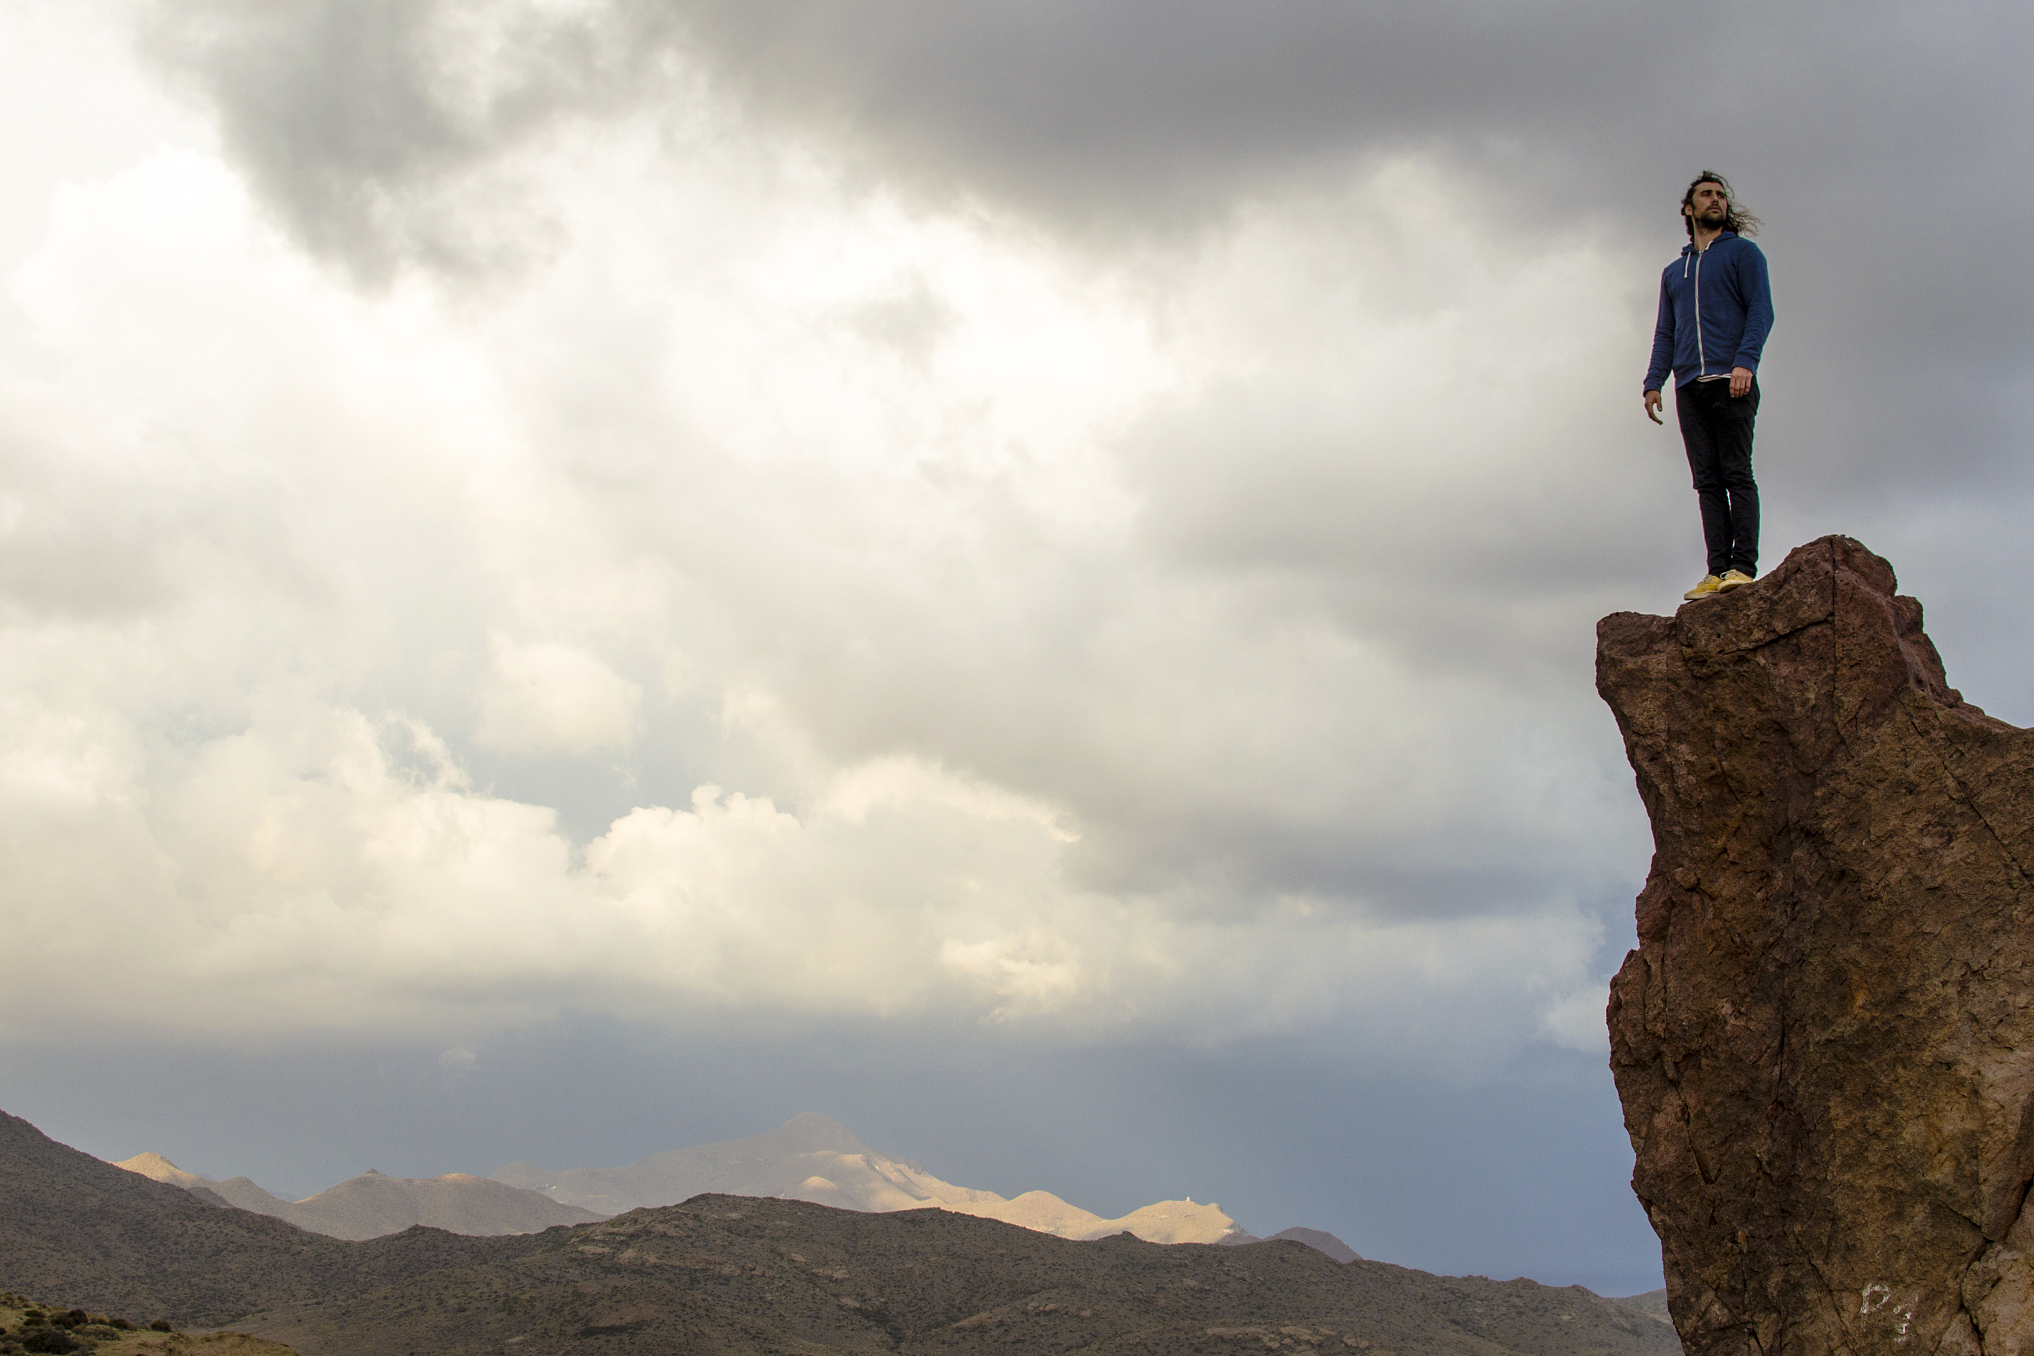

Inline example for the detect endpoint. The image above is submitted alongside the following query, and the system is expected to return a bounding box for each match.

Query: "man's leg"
[1675,383,1734,577]
[1713,380,1760,577]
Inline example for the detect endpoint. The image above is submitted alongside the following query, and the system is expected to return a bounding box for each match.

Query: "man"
[1644,172,1774,601]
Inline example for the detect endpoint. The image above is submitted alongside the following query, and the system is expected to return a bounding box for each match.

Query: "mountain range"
[1225,1228,1364,1263]
[116,1151,604,1241]
[117,1111,1261,1249]
[493,1112,1245,1245]
[0,1107,1680,1356]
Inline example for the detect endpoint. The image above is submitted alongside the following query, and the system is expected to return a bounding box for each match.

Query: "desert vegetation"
[0,1293,288,1356]
[0,1293,161,1355]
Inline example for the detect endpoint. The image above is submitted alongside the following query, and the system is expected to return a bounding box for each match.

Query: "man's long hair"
[1682,171,1762,239]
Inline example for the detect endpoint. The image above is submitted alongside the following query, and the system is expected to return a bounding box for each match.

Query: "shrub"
[148,1320,175,1333]
[109,1319,133,1331]
[19,1328,77,1354]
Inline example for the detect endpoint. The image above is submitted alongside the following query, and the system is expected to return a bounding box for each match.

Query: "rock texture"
[1598,536,2034,1356]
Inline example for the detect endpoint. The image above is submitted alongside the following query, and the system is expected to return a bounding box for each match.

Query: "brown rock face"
[1598,536,2034,1356]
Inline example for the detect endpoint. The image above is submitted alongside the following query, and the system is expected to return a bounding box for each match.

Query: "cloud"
[138,1,2034,242]
[476,634,640,753]
[8,1,2034,1086]
[1538,988,1613,1058]
[0,676,1608,1056]
[134,0,2034,505]
[137,0,684,281]
[0,112,1635,1062]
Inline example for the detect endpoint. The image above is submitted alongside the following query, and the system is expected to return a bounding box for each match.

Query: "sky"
[2,0,2030,1302]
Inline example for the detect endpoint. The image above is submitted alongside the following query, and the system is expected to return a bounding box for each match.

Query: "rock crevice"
[1598,536,2034,1356]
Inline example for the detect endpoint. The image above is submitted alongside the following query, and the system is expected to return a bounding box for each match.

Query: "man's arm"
[1643,272,1675,409]
[1730,242,1774,392]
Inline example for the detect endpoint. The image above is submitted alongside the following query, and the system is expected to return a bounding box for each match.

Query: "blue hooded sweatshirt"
[1644,231,1774,391]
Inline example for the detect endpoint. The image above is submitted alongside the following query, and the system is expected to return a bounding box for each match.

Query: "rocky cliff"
[1598,536,2034,1356]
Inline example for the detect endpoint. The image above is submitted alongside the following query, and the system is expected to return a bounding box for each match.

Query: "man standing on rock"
[1644,172,1774,601]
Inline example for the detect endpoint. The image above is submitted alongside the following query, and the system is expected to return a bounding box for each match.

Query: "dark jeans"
[1675,377,1760,578]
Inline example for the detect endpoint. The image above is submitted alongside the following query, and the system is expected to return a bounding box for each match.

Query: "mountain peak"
[770,1112,870,1156]
[491,1113,1238,1245]
[115,1151,203,1188]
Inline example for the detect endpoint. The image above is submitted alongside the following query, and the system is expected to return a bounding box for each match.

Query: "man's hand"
[1729,366,1754,398]
[1644,389,1664,424]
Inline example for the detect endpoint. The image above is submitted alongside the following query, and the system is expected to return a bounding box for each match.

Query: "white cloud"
[0,18,1650,1068]
[476,634,640,753]
[0,682,1606,1058]
[1539,988,1613,1058]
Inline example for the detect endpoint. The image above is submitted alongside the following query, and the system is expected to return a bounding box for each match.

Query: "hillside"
[494,1111,1241,1243]
[234,1193,1680,1356]
[117,1154,604,1240]
[1611,1290,1671,1324]
[0,1290,299,1356]
[1269,1228,1361,1262]
[1,1108,1679,1356]
[0,1110,547,1326]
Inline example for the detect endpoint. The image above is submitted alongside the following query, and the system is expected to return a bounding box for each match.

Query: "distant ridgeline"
[121,1111,1258,1248]
[114,1152,602,1242]
[1,1108,1678,1356]
[491,1111,1248,1244]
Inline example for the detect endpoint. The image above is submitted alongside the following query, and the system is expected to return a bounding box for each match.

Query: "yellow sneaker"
[1716,569,1755,592]
[1683,574,1722,601]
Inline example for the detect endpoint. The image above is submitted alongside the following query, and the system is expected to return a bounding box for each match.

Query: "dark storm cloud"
[647,0,1659,221]
[138,0,683,278]
[141,0,1670,257]
[644,0,2033,263]
[143,0,2034,479]
[138,0,2034,232]
[657,0,2034,483]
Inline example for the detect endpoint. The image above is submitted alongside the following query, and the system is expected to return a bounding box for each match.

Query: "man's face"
[1684,181,1730,228]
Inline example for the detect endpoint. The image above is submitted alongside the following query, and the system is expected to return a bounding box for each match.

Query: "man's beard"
[1697,204,1730,227]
